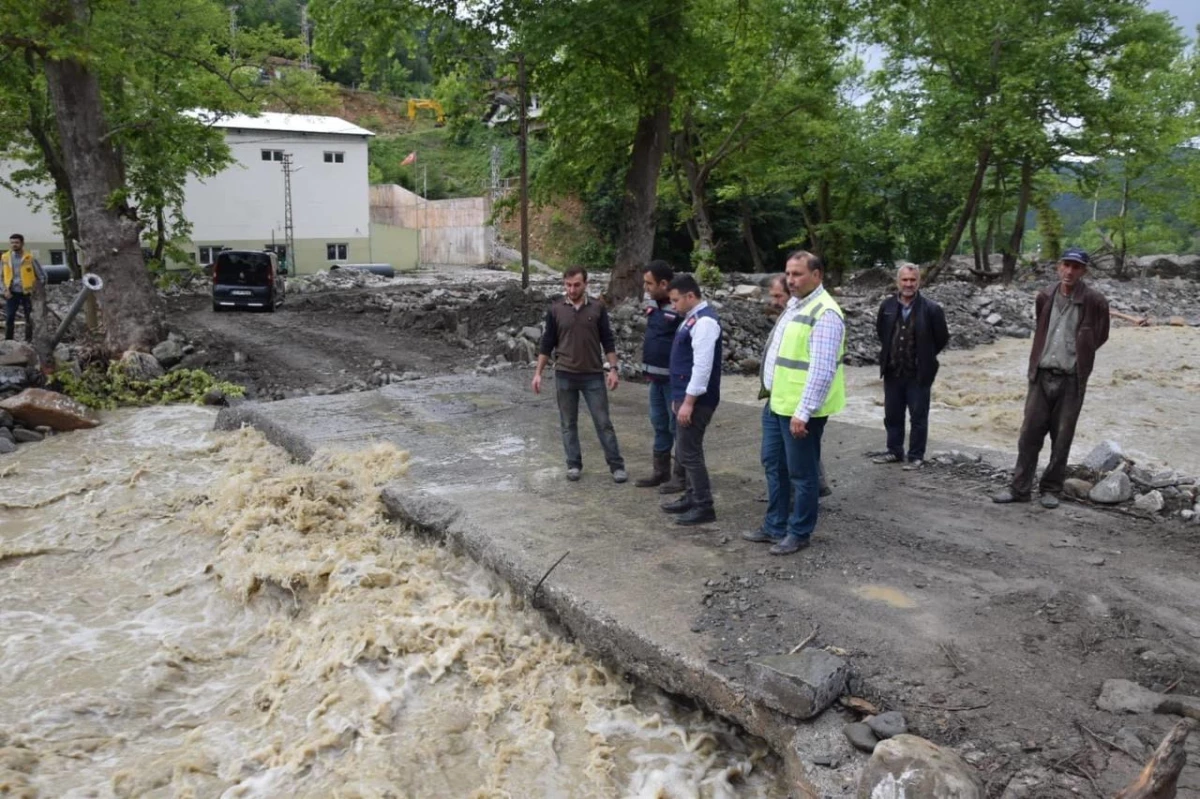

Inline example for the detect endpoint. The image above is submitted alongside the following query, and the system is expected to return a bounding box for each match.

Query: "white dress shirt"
[684,301,721,397]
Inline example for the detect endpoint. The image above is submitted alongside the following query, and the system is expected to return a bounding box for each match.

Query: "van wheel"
[212,301,223,313]
[267,295,277,312]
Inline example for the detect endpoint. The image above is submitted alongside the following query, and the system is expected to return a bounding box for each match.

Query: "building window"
[326,243,348,260]
[323,151,345,164]
[198,245,226,265]
[49,250,66,266]
[261,149,284,162]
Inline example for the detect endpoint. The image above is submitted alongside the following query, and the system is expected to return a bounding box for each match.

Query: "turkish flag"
[400,151,417,166]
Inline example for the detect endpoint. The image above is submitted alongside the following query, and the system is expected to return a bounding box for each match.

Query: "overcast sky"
[1149,0,1200,37]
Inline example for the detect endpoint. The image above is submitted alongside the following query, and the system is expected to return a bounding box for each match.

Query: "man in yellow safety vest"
[743,250,846,555]
[2,234,46,342]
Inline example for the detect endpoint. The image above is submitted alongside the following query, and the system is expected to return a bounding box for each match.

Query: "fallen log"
[1113,719,1194,799]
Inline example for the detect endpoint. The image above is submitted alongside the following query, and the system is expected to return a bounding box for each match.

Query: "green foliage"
[57,364,245,410]
[692,245,723,290]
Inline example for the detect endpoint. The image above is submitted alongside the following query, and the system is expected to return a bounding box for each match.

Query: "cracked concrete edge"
[217,401,823,796]
[378,483,823,798]
[215,405,318,461]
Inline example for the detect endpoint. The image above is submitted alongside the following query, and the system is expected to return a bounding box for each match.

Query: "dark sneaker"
[872,453,903,464]
[819,485,833,498]
[902,459,924,471]
[1039,494,1060,509]
[675,507,716,526]
[769,535,811,555]
[661,495,695,514]
[741,528,781,543]
[991,490,1030,503]
[611,469,628,484]
[566,468,581,482]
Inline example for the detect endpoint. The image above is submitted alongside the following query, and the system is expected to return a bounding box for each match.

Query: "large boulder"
[857,735,983,799]
[0,388,99,431]
[0,365,28,394]
[1090,471,1133,504]
[151,339,184,369]
[1134,254,1200,279]
[1080,440,1124,474]
[118,350,164,382]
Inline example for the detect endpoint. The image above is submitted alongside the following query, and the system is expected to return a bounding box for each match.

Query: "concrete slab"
[218,371,1200,796]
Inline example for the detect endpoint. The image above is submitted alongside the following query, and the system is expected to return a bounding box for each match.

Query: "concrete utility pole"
[301,6,313,70]
[281,153,297,274]
[229,6,239,59]
[517,52,530,290]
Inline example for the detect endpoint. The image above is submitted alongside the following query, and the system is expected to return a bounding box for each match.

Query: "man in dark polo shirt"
[532,267,627,483]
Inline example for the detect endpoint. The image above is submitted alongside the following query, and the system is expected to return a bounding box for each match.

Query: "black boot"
[675,506,716,526]
[658,456,687,495]
[661,494,695,514]
[635,451,671,488]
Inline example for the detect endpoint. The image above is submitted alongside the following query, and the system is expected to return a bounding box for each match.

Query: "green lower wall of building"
[367,223,420,272]
[175,229,418,275]
[18,230,419,277]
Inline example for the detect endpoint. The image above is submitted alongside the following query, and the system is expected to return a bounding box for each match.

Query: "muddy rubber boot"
[658,456,687,495]
[635,451,671,488]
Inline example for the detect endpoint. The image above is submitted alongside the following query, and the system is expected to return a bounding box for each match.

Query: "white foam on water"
[0,406,787,798]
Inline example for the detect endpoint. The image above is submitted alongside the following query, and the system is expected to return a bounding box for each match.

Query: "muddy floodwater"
[730,326,1200,475]
[0,407,788,798]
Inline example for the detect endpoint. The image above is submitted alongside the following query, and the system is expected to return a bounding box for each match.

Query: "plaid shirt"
[795,286,845,422]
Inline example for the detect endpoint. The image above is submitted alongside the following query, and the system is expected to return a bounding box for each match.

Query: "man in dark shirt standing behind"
[532,267,628,483]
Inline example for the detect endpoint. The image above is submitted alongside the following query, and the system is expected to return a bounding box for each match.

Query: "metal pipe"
[329,264,395,278]
[51,273,103,348]
[43,265,72,284]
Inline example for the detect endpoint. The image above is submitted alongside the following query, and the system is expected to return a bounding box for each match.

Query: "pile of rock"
[0,342,44,401]
[0,388,98,455]
[927,440,1200,522]
[1067,440,1199,521]
[290,268,395,294]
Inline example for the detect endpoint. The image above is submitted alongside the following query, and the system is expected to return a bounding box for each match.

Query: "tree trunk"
[925,144,991,285]
[740,198,764,272]
[1116,177,1130,278]
[970,203,982,271]
[42,30,163,355]
[152,205,167,265]
[1001,156,1034,283]
[609,73,674,302]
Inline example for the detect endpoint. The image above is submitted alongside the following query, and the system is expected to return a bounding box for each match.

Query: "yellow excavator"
[407,98,446,126]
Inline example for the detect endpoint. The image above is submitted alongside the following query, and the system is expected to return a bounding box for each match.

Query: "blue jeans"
[4,293,32,341]
[883,376,931,461]
[556,372,624,471]
[647,380,675,453]
[761,406,828,541]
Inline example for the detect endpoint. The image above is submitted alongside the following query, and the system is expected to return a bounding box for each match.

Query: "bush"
[56,364,245,410]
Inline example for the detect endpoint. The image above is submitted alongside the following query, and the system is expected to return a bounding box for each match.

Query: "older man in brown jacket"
[993,248,1109,509]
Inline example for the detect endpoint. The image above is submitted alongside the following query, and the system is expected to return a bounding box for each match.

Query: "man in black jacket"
[872,264,950,469]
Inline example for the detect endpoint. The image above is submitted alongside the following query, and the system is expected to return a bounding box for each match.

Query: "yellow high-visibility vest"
[1,251,36,292]
[768,291,846,418]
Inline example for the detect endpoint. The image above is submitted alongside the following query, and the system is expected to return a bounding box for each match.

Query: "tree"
[665,0,853,273]
[870,0,1186,284]
[1,0,328,355]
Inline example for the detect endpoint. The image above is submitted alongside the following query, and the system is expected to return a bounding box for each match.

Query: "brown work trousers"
[1010,369,1086,498]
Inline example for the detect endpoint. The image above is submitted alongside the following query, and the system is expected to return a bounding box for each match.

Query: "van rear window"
[214,253,272,285]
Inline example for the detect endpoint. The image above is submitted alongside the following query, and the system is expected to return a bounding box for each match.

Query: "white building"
[0,111,418,275]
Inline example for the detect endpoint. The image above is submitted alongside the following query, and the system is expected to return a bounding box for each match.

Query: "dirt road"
[168,292,466,400]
